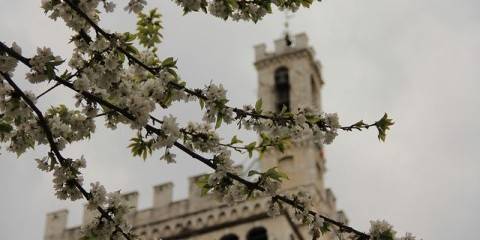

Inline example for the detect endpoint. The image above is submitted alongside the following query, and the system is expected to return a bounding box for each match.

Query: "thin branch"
[87,110,116,120]
[36,82,61,100]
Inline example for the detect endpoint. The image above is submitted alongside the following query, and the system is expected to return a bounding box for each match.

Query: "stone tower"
[43,33,346,240]
[255,33,326,191]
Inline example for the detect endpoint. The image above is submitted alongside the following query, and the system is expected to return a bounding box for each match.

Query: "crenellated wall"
[44,181,346,240]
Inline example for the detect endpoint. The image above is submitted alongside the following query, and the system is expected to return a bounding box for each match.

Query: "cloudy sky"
[1,0,479,239]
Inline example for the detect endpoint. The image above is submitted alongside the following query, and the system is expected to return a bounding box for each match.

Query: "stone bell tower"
[254,33,326,192]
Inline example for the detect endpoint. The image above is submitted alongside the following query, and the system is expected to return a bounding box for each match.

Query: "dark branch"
[0,72,133,240]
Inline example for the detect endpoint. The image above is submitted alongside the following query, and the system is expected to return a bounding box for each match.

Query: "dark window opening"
[274,67,290,112]
[310,75,319,107]
[221,234,239,240]
[247,227,268,240]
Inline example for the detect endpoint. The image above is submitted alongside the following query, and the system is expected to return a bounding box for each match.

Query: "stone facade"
[43,33,347,240]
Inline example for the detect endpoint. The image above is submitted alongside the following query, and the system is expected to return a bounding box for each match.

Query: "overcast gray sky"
[1,0,479,239]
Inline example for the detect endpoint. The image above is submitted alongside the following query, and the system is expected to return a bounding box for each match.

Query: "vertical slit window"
[274,67,290,112]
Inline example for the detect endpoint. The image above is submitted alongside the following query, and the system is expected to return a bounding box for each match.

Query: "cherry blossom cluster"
[0,0,403,239]
[0,69,133,239]
[82,188,133,240]
[41,0,100,31]
[0,82,38,155]
[37,155,86,200]
[0,42,20,79]
[369,220,417,240]
[26,47,63,83]
[41,1,391,153]
[172,0,312,22]
[267,190,326,239]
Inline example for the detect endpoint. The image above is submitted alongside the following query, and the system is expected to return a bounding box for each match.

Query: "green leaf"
[128,134,153,160]
[320,222,330,234]
[255,98,263,113]
[279,104,288,115]
[125,44,139,55]
[245,141,256,158]
[215,113,223,129]
[0,121,13,133]
[353,120,366,128]
[248,170,262,176]
[136,9,163,49]
[123,32,137,42]
[195,175,212,196]
[265,167,289,181]
[161,57,176,68]
[376,113,394,142]
[230,135,243,145]
[277,142,285,153]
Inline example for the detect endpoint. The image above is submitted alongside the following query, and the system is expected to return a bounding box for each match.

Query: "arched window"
[247,227,268,240]
[220,233,239,240]
[274,67,290,112]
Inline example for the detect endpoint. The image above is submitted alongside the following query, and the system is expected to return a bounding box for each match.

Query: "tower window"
[220,234,239,240]
[247,227,268,240]
[274,67,290,112]
[311,75,319,108]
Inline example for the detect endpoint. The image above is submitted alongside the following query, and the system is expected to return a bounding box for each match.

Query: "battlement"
[44,173,221,239]
[254,33,316,62]
[44,179,345,240]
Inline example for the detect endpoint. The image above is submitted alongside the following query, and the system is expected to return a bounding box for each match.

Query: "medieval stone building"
[44,33,347,240]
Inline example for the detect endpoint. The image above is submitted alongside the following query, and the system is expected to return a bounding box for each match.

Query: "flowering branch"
[0,72,134,240]
[0,1,409,239]
[59,0,394,145]
[0,43,371,239]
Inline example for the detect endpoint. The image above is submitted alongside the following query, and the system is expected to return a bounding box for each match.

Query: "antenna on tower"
[283,10,294,46]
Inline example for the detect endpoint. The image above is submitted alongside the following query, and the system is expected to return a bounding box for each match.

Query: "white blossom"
[88,182,107,210]
[262,178,281,196]
[91,38,110,52]
[74,74,91,91]
[104,52,119,71]
[127,94,155,129]
[323,130,338,144]
[35,157,50,172]
[161,115,181,147]
[325,112,340,129]
[68,51,85,69]
[26,47,62,83]
[266,199,281,216]
[202,84,234,125]
[52,156,86,201]
[175,0,203,12]
[41,0,100,31]
[103,1,116,12]
[222,183,246,204]
[309,214,325,238]
[124,0,147,14]
[81,190,131,240]
[0,42,21,78]
[369,220,396,240]
[184,122,223,153]
[160,148,176,163]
